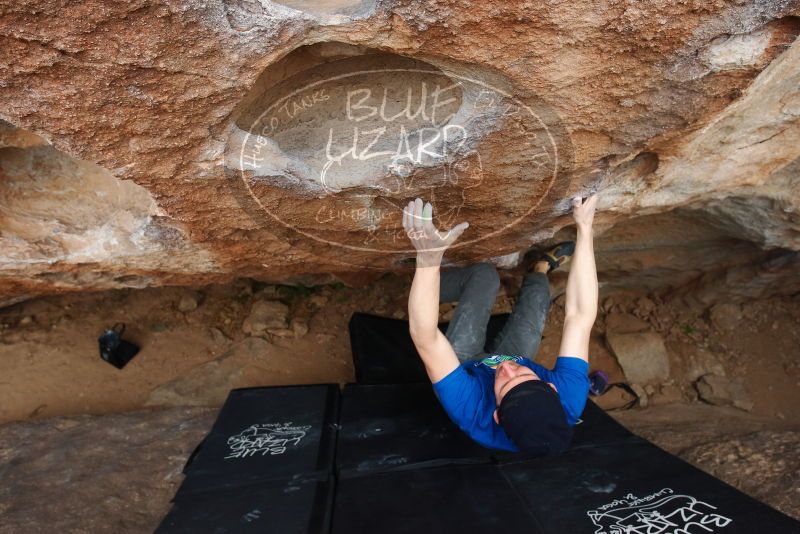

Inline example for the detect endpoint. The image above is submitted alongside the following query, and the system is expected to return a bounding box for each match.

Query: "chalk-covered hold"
[701,30,771,71]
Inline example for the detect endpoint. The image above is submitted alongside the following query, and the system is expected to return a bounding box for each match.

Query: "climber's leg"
[487,269,550,360]
[439,263,500,362]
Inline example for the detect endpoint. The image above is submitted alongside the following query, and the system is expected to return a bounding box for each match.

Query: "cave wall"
[0,0,799,305]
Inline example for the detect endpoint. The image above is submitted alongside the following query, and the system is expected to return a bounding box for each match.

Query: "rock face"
[1,1,799,303]
[681,430,800,519]
[0,407,217,533]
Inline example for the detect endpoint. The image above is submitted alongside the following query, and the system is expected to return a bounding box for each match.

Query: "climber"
[402,195,598,455]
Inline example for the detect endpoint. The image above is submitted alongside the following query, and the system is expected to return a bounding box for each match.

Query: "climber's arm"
[408,262,460,383]
[558,196,599,363]
[403,198,468,383]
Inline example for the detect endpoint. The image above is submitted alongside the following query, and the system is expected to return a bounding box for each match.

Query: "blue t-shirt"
[432,355,590,451]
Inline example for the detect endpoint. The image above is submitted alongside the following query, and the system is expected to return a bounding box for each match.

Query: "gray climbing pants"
[440,263,550,363]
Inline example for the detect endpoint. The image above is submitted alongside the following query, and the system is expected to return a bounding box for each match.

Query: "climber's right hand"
[402,198,469,267]
[572,195,598,228]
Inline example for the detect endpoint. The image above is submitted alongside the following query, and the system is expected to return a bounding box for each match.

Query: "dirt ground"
[0,271,797,425]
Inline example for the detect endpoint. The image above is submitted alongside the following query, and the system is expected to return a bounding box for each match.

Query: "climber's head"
[492,360,572,455]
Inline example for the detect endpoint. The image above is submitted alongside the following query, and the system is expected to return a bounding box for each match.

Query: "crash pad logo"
[225,423,312,459]
[587,488,733,534]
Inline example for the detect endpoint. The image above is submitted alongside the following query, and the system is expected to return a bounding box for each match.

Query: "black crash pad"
[175,385,339,498]
[336,383,495,477]
[156,478,333,534]
[502,440,800,534]
[332,464,541,534]
[333,440,800,534]
[557,398,638,451]
[349,312,510,384]
[333,384,798,533]
[336,383,641,478]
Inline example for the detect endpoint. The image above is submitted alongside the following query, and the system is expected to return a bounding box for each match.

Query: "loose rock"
[594,386,636,411]
[309,293,329,308]
[606,332,670,385]
[709,302,743,331]
[634,297,656,318]
[291,318,309,338]
[242,300,289,337]
[631,383,649,408]
[209,327,230,345]
[177,292,201,313]
[695,374,754,411]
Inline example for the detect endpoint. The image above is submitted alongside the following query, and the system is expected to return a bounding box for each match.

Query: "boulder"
[606,332,671,385]
[0,3,799,305]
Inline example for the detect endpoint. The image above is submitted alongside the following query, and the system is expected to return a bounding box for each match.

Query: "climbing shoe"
[541,241,576,273]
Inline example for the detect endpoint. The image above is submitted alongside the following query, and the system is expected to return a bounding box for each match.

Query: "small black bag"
[98,323,140,369]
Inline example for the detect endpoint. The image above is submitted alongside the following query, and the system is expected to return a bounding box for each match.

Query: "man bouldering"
[402,195,599,455]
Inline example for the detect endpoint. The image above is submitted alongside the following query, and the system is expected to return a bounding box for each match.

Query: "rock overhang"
[0,1,799,303]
